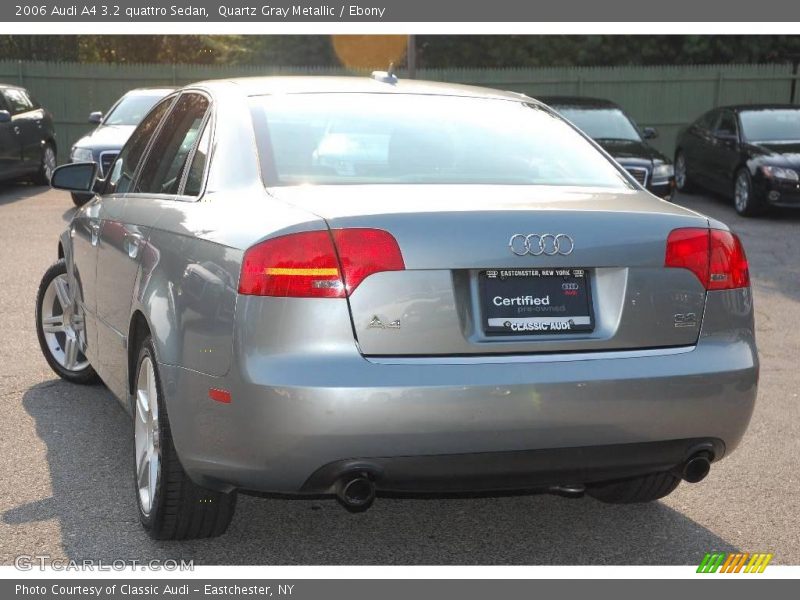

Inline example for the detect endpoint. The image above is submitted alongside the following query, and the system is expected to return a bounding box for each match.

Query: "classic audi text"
[36,75,757,539]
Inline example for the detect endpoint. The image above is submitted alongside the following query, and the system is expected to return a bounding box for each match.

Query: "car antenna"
[371,62,399,84]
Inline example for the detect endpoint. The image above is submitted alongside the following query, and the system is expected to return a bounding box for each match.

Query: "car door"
[0,94,21,179]
[2,87,44,170]
[682,109,719,181]
[706,109,742,193]
[95,92,210,398]
[92,95,176,397]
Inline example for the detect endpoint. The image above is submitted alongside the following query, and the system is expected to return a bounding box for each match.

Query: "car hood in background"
[73,124,136,149]
[594,139,670,165]
[746,141,800,169]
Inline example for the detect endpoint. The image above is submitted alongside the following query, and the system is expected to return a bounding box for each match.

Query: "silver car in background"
[69,87,175,206]
[36,75,758,540]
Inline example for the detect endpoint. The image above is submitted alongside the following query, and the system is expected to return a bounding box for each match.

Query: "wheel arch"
[127,311,152,403]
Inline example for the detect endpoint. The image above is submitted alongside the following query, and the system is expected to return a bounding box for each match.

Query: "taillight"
[238,228,404,298]
[665,228,749,290]
[708,229,749,290]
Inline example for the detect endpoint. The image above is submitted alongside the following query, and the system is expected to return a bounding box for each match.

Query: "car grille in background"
[624,167,649,186]
[99,152,118,176]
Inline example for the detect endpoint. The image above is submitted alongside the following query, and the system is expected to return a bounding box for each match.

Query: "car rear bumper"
[300,438,724,494]
[160,289,758,494]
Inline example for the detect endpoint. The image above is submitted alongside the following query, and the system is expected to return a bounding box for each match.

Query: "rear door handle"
[13,126,20,135]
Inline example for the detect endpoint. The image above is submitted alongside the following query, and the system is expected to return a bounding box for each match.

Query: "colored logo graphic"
[697,552,773,573]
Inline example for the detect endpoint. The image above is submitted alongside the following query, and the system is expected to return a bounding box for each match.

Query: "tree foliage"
[2,35,800,67]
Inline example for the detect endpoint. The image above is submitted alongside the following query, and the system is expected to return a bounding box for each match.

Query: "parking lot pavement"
[0,184,798,566]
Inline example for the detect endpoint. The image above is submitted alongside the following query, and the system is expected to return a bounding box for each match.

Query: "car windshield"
[104,93,166,126]
[249,93,632,188]
[739,109,800,143]
[553,107,642,142]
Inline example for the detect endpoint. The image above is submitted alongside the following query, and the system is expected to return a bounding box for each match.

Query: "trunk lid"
[271,185,709,356]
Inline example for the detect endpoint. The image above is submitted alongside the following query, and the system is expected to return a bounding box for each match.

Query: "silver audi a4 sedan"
[36,75,758,540]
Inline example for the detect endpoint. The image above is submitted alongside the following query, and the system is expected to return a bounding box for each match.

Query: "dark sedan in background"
[69,87,174,205]
[541,96,674,200]
[675,104,800,217]
[0,83,57,185]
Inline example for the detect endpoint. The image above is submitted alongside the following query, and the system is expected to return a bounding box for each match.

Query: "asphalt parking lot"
[0,184,798,566]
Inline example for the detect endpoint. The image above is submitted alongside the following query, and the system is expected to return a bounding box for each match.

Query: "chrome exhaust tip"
[335,475,376,511]
[682,453,712,483]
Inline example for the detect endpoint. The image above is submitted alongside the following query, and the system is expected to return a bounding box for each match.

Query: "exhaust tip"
[682,453,712,483]
[335,475,376,512]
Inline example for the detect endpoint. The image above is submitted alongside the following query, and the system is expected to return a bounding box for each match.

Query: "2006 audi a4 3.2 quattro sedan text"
[35,75,758,540]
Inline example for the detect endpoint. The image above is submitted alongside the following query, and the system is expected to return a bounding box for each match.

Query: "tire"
[133,336,237,539]
[734,168,767,217]
[32,143,56,186]
[35,259,99,385]
[674,151,696,193]
[71,192,92,207]
[586,471,681,504]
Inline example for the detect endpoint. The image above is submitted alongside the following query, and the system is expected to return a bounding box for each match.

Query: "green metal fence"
[1,60,797,161]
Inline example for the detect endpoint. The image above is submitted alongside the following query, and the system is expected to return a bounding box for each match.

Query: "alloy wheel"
[39,274,89,372]
[675,154,687,189]
[42,146,56,182]
[735,172,750,213]
[135,356,161,517]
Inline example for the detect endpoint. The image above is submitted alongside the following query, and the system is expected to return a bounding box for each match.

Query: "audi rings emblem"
[509,233,575,256]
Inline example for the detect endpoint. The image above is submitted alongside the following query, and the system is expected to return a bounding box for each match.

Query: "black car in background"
[0,84,56,185]
[540,96,674,199]
[675,104,800,217]
[69,87,174,205]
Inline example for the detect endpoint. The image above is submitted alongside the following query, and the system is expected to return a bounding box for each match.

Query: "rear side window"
[695,110,718,131]
[2,88,33,114]
[133,93,209,196]
[106,96,174,195]
[183,121,211,197]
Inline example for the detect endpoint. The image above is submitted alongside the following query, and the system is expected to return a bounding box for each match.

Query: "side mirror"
[642,127,658,140]
[88,111,103,125]
[0,110,11,124]
[51,162,98,193]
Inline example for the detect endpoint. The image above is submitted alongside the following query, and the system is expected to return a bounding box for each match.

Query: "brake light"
[708,229,749,290]
[665,228,749,290]
[332,228,405,294]
[238,228,404,297]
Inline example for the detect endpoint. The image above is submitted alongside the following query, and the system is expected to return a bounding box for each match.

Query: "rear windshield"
[249,93,632,188]
[739,109,800,143]
[553,107,642,142]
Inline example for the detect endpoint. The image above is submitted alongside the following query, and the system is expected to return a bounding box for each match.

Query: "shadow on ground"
[0,183,47,206]
[4,379,737,565]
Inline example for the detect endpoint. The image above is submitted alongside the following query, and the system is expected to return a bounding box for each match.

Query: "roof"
[190,75,530,102]
[536,96,622,110]
[124,87,176,96]
[0,83,27,91]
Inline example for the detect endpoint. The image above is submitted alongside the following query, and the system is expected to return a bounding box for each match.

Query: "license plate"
[479,268,594,335]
